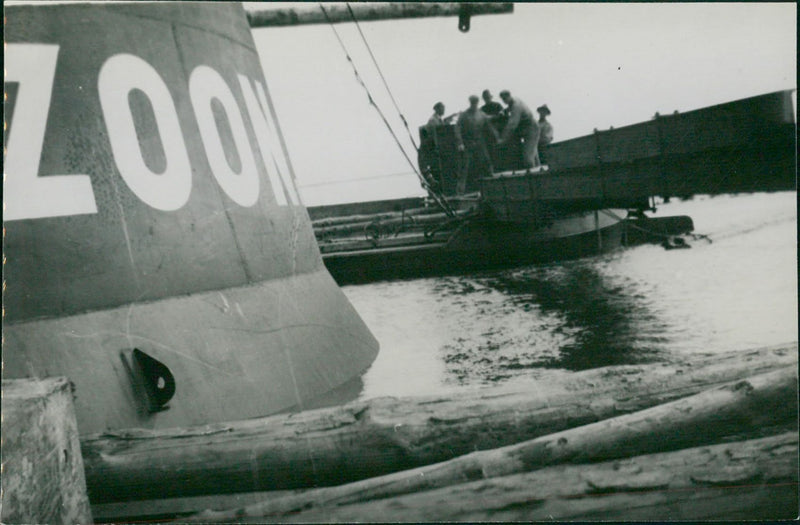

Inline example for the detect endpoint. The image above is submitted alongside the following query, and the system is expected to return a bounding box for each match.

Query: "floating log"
[261,432,798,522]
[190,366,797,521]
[81,344,796,503]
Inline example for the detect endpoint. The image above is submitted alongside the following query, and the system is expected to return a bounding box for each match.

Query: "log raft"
[255,432,799,523]
[82,344,796,509]
[190,365,798,522]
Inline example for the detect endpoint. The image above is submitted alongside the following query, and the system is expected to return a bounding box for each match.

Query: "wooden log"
[92,490,298,524]
[307,197,427,221]
[1,377,94,525]
[81,344,796,504]
[247,3,513,28]
[317,231,452,254]
[263,432,798,523]
[314,209,467,238]
[190,366,797,522]
[312,206,443,228]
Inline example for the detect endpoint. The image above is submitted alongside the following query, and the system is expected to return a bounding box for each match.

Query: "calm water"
[343,192,797,400]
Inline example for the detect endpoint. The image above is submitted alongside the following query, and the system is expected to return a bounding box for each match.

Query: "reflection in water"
[481,262,669,371]
[345,192,797,400]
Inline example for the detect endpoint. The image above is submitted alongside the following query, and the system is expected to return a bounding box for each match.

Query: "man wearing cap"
[499,90,540,168]
[537,104,554,166]
[426,102,447,135]
[455,95,499,194]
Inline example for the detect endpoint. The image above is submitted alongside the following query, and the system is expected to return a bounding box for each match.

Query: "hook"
[458,3,472,32]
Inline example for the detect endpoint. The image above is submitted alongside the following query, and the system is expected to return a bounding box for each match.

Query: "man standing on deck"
[480,89,504,118]
[421,102,457,191]
[426,102,447,131]
[537,104,554,166]
[455,95,499,194]
[425,102,457,139]
[499,90,540,168]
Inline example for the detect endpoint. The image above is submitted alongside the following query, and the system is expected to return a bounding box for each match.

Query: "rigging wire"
[344,2,420,152]
[318,2,455,218]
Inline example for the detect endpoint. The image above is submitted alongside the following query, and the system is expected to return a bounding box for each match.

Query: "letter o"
[189,65,260,207]
[98,53,192,211]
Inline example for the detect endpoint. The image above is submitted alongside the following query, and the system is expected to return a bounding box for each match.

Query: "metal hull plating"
[4,3,378,434]
[320,209,626,284]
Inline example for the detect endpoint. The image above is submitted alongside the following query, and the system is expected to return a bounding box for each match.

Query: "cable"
[345,2,420,152]
[318,3,456,217]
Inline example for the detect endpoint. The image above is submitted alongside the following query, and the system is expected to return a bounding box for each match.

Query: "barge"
[312,89,795,284]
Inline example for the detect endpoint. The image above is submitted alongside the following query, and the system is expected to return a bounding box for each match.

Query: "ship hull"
[4,3,378,434]
[320,209,625,284]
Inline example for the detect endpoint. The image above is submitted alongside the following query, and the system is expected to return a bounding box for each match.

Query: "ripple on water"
[345,192,797,400]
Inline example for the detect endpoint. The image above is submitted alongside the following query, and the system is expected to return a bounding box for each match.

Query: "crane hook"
[458,3,472,32]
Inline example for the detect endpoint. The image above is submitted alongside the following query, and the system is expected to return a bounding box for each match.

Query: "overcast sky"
[249,3,796,205]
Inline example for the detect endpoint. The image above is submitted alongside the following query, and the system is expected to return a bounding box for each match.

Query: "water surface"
[343,192,797,400]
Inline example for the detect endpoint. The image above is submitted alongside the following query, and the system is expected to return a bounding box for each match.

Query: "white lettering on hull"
[190,66,260,207]
[4,45,298,221]
[4,44,98,221]
[238,75,300,206]
[98,53,193,211]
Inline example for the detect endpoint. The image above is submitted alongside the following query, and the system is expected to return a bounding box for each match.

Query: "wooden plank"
[81,344,796,504]
[254,432,798,523]
[190,366,797,521]
[1,377,93,525]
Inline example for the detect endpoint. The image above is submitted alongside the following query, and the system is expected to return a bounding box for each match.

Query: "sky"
[249,3,796,206]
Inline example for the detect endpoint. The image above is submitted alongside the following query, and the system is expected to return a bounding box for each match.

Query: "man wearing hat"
[426,102,447,133]
[537,104,553,166]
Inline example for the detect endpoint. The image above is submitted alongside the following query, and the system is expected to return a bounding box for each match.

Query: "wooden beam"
[1,378,93,525]
[81,344,796,503]
[247,3,513,28]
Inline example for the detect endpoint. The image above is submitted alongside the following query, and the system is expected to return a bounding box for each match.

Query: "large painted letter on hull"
[98,53,193,211]
[3,2,378,434]
[4,44,98,220]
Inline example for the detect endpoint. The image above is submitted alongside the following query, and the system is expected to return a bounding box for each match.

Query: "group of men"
[425,90,553,194]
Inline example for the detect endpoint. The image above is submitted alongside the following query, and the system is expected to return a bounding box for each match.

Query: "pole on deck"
[247,3,514,29]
